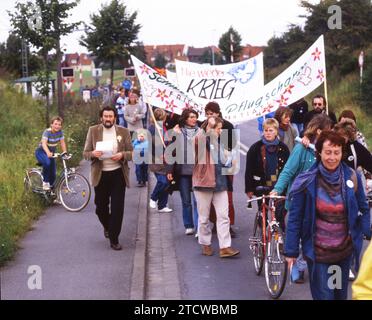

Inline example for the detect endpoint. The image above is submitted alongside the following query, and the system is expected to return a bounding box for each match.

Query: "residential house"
[62,53,95,71]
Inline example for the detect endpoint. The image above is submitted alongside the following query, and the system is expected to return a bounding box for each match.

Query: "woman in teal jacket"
[271,114,333,210]
[271,114,333,283]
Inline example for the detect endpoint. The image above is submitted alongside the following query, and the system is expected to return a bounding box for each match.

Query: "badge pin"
[346,180,354,189]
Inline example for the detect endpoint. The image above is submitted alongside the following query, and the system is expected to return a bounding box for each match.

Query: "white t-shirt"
[102,126,121,172]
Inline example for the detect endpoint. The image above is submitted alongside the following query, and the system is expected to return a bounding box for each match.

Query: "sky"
[0,0,318,53]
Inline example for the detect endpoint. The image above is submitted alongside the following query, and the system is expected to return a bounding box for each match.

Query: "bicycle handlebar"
[52,153,72,160]
[247,195,286,204]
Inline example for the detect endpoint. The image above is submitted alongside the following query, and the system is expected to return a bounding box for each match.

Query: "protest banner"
[175,53,264,110]
[222,35,326,123]
[131,55,206,120]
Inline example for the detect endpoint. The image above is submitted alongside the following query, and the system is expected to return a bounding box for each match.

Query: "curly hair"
[304,114,333,142]
[274,106,293,124]
[179,108,199,127]
[315,129,346,162]
[333,118,357,142]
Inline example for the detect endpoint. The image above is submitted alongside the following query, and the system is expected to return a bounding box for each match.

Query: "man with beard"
[83,106,133,250]
[303,94,337,131]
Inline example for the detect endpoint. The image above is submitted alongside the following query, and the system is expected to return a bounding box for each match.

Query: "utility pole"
[230,32,234,63]
[21,40,29,78]
[56,38,64,118]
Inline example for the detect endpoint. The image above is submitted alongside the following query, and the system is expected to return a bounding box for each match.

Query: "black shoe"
[110,243,122,251]
[104,229,109,239]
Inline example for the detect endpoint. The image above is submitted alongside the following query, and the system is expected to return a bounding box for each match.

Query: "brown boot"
[219,247,240,258]
[202,245,214,256]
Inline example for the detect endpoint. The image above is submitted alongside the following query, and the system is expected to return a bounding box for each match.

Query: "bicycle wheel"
[24,170,43,193]
[264,227,287,299]
[58,173,91,212]
[251,211,264,275]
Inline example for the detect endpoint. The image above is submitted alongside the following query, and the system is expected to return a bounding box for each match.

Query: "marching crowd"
[35,84,372,300]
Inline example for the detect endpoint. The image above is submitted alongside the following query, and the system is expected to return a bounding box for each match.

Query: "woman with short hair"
[285,130,371,300]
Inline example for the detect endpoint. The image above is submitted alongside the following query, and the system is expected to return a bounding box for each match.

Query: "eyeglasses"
[313,103,323,107]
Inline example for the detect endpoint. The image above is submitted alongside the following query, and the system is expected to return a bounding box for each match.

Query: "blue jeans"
[135,163,148,183]
[151,173,169,210]
[179,175,198,229]
[35,148,56,185]
[306,256,352,300]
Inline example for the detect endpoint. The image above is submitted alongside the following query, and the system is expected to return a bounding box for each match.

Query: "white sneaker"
[149,199,157,209]
[158,207,173,213]
[185,228,194,235]
[349,269,355,281]
[42,182,51,190]
[195,233,198,239]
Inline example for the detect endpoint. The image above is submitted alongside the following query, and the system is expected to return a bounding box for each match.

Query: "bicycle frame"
[25,153,75,196]
[248,195,286,257]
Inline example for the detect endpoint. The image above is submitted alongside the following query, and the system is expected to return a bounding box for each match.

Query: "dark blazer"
[245,140,290,193]
[83,124,133,187]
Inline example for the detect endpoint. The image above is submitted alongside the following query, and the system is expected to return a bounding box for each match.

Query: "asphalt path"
[168,120,308,300]
[1,160,141,300]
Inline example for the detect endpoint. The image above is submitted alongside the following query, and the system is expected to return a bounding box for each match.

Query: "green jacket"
[273,142,316,210]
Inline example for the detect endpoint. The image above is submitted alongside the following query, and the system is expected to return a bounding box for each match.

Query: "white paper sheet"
[96,141,114,160]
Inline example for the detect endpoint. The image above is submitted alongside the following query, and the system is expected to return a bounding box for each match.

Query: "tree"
[80,0,141,88]
[199,48,224,65]
[218,27,243,63]
[264,25,308,69]
[154,53,167,69]
[9,0,80,122]
[0,33,42,77]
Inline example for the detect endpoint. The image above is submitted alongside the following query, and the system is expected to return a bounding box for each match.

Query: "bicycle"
[247,186,287,299]
[24,153,91,212]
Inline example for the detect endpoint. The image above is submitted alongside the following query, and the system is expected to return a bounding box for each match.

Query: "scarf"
[182,125,199,140]
[262,137,279,186]
[289,162,346,199]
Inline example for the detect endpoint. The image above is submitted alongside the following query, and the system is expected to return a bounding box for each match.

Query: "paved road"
[162,120,310,300]
[0,160,145,300]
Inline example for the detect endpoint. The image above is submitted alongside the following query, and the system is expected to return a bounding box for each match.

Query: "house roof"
[62,53,93,67]
[144,44,187,64]
[239,44,264,60]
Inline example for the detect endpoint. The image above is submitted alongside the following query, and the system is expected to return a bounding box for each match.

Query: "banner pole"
[323,40,329,116]
[147,103,166,148]
[324,77,329,116]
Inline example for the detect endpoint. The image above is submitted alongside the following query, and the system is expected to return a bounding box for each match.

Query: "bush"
[0,81,100,266]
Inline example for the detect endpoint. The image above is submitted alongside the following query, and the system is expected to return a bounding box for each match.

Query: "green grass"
[327,73,372,147]
[0,81,100,266]
[58,69,127,92]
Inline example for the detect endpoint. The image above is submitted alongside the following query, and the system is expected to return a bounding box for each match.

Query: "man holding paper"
[83,106,133,250]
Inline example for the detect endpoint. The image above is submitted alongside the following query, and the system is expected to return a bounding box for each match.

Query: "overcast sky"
[0,0,318,53]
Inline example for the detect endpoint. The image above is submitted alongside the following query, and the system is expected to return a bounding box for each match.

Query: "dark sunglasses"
[313,103,323,107]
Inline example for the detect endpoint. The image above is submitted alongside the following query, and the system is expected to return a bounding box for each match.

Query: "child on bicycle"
[35,116,67,190]
[245,118,290,227]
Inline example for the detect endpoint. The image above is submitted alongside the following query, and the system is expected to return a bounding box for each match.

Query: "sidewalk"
[145,173,181,300]
[0,160,148,300]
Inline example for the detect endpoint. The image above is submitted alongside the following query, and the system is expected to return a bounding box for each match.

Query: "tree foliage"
[154,53,167,69]
[265,0,372,75]
[218,27,243,63]
[0,33,42,77]
[9,0,80,121]
[80,0,141,86]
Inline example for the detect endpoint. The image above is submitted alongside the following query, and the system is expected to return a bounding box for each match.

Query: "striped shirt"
[39,128,64,152]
